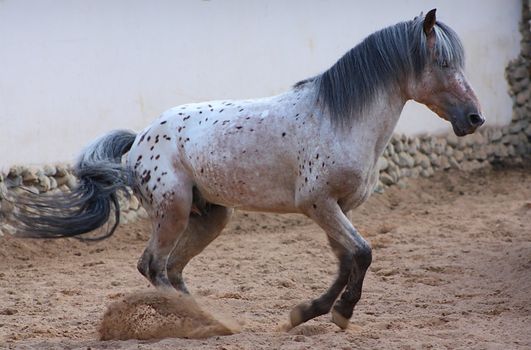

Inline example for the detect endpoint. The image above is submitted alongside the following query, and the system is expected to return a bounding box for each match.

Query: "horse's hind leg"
[290,200,372,329]
[137,182,193,288]
[166,204,233,292]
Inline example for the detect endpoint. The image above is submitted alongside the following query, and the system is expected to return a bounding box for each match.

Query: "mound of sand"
[99,290,239,340]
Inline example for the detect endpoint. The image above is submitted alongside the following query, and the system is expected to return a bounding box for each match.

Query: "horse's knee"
[355,242,372,271]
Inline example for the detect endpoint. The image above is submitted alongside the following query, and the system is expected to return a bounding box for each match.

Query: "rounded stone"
[55,165,69,177]
[373,180,385,194]
[457,137,468,150]
[6,176,23,188]
[446,134,458,147]
[420,168,434,178]
[516,143,528,155]
[509,121,524,133]
[415,153,431,169]
[8,166,23,178]
[516,89,530,105]
[129,195,140,211]
[394,140,404,153]
[391,134,401,144]
[449,157,461,169]
[439,156,451,170]
[494,144,509,158]
[49,177,58,190]
[515,77,530,93]
[66,174,78,190]
[388,169,401,183]
[380,173,395,186]
[43,164,57,177]
[490,130,503,141]
[510,134,521,146]
[453,150,465,162]
[118,194,130,211]
[434,138,448,153]
[464,148,475,161]
[429,153,440,167]
[512,106,527,121]
[59,184,70,192]
[460,161,474,172]
[37,175,51,192]
[55,175,69,187]
[407,142,418,155]
[507,145,516,156]
[445,146,454,157]
[377,157,389,172]
[512,65,529,80]
[22,168,39,184]
[391,153,400,165]
[397,152,415,168]
[409,167,420,179]
[420,140,432,154]
[387,161,399,173]
[475,149,488,161]
[501,134,512,144]
[387,143,395,155]
[518,131,528,143]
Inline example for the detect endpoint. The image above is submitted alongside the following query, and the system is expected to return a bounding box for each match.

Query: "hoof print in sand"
[99,290,238,340]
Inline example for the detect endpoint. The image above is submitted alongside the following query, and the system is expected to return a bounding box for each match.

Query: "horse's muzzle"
[452,112,485,137]
[467,113,485,128]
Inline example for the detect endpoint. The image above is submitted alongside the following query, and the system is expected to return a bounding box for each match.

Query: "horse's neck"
[339,90,406,166]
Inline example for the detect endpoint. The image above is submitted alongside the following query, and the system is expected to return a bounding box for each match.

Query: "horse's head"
[408,9,484,137]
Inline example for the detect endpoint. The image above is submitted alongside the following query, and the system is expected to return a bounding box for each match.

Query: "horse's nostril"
[468,113,484,126]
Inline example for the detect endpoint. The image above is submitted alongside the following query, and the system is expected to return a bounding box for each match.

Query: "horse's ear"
[414,11,423,21]
[423,9,437,35]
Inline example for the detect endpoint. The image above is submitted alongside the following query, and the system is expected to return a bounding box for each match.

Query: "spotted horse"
[11,10,483,330]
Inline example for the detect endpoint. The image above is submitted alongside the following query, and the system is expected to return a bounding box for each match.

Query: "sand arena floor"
[1,162,530,349]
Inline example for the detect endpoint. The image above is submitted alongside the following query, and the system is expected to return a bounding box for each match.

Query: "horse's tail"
[12,129,137,241]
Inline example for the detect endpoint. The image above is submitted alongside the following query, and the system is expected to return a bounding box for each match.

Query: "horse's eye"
[440,60,449,68]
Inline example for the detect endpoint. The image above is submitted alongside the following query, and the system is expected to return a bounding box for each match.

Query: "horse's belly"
[196,170,298,213]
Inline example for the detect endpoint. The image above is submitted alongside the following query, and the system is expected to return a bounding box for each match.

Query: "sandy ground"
[1,162,530,349]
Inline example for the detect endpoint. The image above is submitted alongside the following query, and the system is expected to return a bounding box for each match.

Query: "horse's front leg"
[290,200,372,329]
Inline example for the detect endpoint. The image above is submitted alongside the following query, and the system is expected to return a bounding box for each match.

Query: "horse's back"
[127,89,313,212]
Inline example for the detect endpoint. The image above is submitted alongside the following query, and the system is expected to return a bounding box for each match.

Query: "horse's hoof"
[289,302,309,328]
[331,309,349,330]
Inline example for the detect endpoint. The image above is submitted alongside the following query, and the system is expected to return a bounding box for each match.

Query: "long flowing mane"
[297,15,465,125]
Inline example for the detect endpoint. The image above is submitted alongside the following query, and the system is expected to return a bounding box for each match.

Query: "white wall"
[0,0,521,167]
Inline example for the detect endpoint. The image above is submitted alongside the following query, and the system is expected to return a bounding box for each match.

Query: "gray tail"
[12,130,137,241]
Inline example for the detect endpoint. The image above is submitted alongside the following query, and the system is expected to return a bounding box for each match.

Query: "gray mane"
[297,16,465,125]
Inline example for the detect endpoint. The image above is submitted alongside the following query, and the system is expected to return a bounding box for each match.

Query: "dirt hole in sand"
[99,290,240,340]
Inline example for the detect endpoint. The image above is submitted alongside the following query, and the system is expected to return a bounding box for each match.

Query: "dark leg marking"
[290,236,353,327]
[290,202,372,329]
[332,241,372,328]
